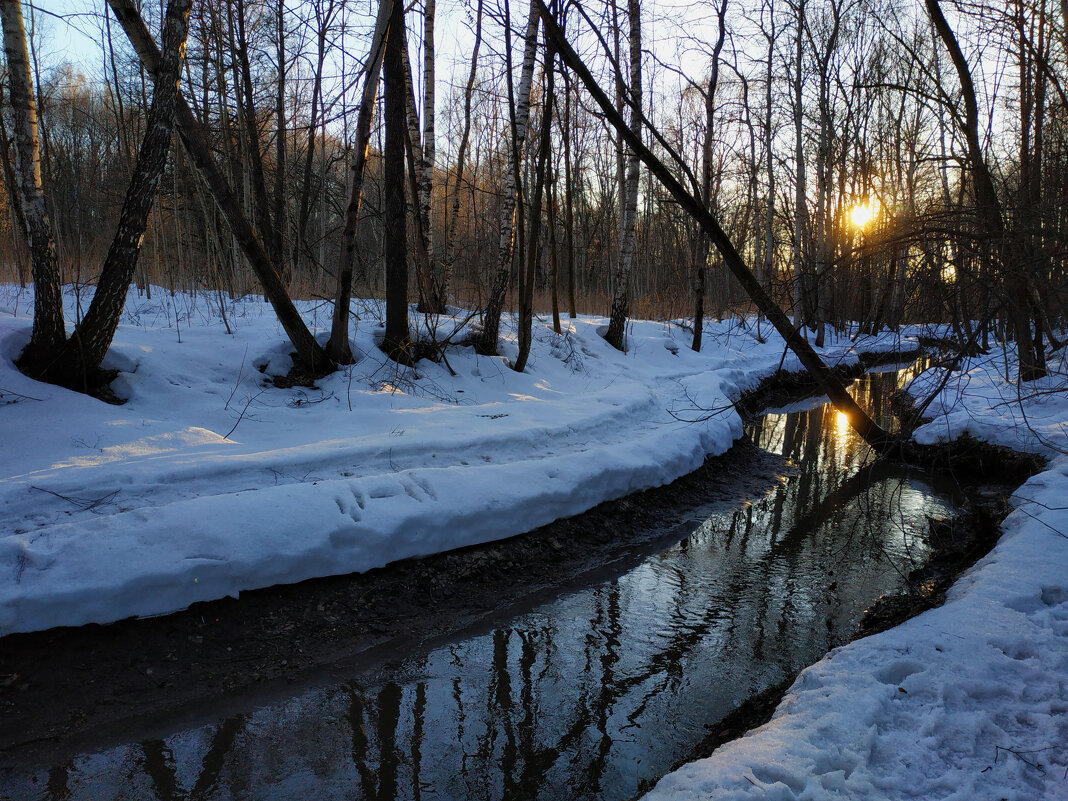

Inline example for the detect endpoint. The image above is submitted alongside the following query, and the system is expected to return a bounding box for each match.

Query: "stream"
[2,361,967,800]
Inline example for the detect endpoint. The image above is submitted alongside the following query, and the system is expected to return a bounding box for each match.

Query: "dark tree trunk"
[548,157,562,335]
[514,39,555,373]
[234,0,280,267]
[692,0,728,353]
[926,0,1044,381]
[273,0,288,275]
[328,0,392,364]
[476,0,539,356]
[36,0,193,389]
[382,0,411,362]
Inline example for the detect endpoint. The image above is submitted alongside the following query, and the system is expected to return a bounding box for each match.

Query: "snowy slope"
[645,344,1068,800]
[0,284,909,635]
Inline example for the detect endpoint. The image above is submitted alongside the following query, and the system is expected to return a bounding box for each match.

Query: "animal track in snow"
[874,660,926,685]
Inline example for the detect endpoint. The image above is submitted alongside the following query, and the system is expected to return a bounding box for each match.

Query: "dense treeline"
[1,0,1066,385]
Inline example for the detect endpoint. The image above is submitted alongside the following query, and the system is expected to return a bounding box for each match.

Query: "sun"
[849,200,877,229]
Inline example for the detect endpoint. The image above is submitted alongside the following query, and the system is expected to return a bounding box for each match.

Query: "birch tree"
[476,0,540,356]
[6,0,193,389]
[1,0,65,368]
[604,0,642,352]
[328,0,392,364]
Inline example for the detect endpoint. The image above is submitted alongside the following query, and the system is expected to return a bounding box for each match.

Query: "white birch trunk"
[1,0,65,357]
[604,0,641,351]
[475,0,540,355]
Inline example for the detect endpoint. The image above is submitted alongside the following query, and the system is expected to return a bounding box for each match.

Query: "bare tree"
[1,0,65,366]
[382,0,411,362]
[604,0,642,351]
[477,0,540,356]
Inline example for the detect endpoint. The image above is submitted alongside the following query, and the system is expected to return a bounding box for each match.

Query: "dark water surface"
[3,363,961,801]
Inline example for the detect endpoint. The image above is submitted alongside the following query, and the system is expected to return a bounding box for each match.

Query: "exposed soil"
[854,494,1014,638]
[0,439,790,767]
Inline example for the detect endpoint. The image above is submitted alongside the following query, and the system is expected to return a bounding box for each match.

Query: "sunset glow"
[849,201,877,229]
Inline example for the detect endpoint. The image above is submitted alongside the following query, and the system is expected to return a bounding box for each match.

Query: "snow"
[0,284,905,635]
[645,343,1068,800]
[5,286,1066,801]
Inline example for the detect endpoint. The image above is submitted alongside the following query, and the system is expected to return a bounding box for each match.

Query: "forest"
[2,0,1064,393]
[2,0,1068,798]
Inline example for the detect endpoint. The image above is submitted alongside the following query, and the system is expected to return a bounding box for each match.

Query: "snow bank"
[645,343,1068,800]
[0,285,910,635]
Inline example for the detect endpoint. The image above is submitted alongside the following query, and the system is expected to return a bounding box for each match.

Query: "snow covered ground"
[5,285,1065,801]
[646,345,1068,800]
[0,284,907,636]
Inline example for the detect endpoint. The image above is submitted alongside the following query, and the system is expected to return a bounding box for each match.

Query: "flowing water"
[3,362,963,801]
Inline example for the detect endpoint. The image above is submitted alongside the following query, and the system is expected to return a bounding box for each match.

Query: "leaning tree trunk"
[382,0,411,363]
[327,0,392,364]
[538,0,893,452]
[604,0,642,352]
[39,0,193,389]
[1,0,66,369]
[476,0,540,356]
[107,0,332,375]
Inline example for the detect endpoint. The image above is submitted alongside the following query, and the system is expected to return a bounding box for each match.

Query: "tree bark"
[422,0,439,308]
[327,0,392,364]
[0,80,29,287]
[41,0,193,388]
[791,0,812,332]
[1,0,66,366]
[691,0,728,353]
[604,0,642,352]
[382,0,411,362]
[514,39,555,373]
[476,0,540,356]
[398,33,437,313]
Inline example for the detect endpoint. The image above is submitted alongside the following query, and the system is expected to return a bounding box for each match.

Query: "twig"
[223,346,248,411]
[30,486,119,512]
[995,744,1051,773]
[0,386,43,402]
[224,389,265,440]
